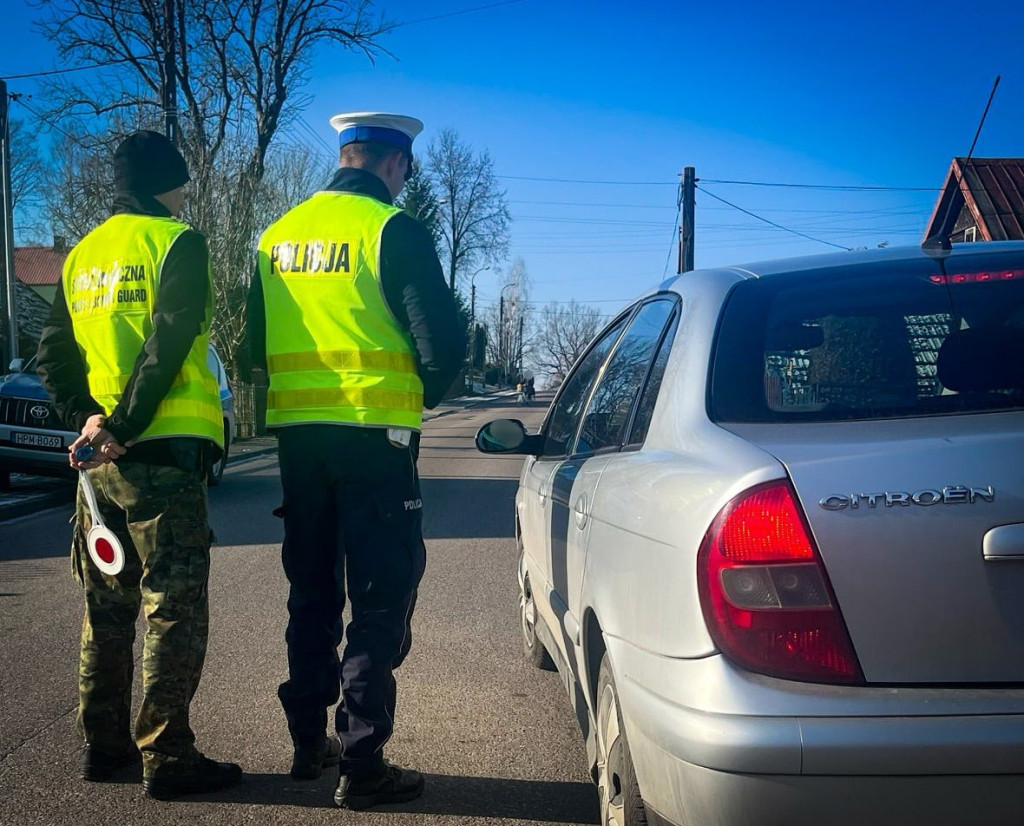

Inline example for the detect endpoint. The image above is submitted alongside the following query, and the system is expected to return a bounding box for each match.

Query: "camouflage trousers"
[71,460,212,773]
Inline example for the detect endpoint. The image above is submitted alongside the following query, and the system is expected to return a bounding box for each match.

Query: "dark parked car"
[0,345,235,487]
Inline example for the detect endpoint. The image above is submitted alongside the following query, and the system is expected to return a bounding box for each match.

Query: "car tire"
[207,421,230,487]
[519,557,556,671]
[0,468,9,490]
[596,654,648,826]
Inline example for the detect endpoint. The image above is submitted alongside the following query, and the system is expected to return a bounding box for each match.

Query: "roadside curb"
[424,390,517,421]
[225,441,278,466]
[0,442,281,522]
[0,488,72,522]
[0,394,520,522]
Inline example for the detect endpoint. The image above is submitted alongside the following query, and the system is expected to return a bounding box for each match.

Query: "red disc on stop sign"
[87,524,125,575]
[79,469,125,576]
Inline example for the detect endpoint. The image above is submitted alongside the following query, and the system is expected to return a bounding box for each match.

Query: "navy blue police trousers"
[275,424,426,778]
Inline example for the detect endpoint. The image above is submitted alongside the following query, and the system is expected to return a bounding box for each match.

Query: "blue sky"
[2,0,1023,322]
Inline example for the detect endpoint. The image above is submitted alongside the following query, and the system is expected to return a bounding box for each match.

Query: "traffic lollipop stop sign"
[75,445,125,576]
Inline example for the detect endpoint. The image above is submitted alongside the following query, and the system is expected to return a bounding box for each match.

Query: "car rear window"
[710,254,1024,422]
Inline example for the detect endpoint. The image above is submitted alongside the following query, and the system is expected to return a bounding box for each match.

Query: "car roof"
[649,240,1024,297]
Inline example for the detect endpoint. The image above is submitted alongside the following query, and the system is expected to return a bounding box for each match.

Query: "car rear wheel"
[596,654,647,826]
[207,422,230,486]
[519,556,556,671]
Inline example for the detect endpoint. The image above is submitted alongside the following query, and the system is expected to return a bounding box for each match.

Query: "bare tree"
[34,0,389,178]
[224,141,332,375]
[9,120,45,213]
[499,258,531,379]
[534,300,603,386]
[44,134,112,245]
[480,303,500,366]
[256,142,333,229]
[45,128,331,383]
[32,0,392,374]
[477,257,530,383]
[4,119,48,243]
[427,128,510,292]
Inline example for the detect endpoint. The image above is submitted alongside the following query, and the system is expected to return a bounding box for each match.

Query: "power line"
[698,177,941,192]
[499,173,941,191]
[663,207,680,278]
[509,199,676,209]
[9,95,95,150]
[515,245,676,254]
[397,0,528,27]
[699,220,925,233]
[697,185,852,251]
[294,115,334,155]
[2,2,527,78]
[1,57,147,82]
[509,199,931,215]
[499,174,676,186]
[279,125,324,165]
[513,215,669,227]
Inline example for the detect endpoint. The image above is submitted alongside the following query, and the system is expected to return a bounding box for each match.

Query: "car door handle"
[574,493,589,529]
[984,524,1024,561]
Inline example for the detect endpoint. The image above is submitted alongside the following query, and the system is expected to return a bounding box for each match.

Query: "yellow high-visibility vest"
[61,214,223,446]
[257,191,424,430]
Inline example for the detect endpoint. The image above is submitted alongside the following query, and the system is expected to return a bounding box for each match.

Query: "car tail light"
[928,269,1024,284]
[697,480,864,684]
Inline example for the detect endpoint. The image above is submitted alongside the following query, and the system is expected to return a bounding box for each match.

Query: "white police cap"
[329,112,424,152]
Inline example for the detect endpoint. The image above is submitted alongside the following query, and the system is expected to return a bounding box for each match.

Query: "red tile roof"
[13,246,66,286]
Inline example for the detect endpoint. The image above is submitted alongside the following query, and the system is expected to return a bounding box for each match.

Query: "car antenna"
[922,76,1001,257]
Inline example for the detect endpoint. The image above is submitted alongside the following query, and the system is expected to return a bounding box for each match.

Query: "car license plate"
[11,432,63,448]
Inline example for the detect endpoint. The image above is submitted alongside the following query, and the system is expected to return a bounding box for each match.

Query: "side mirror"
[475,419,543,455]
[8,358,25,373]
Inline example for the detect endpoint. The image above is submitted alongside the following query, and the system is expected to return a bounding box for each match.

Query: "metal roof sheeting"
[12,246,66,286]
[925,158,1024,242]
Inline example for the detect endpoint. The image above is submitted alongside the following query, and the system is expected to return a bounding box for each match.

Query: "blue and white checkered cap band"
[337,125,413,151]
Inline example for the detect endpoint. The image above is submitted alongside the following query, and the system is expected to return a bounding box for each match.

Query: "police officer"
[247,112,465,808]
[37,130,242,800]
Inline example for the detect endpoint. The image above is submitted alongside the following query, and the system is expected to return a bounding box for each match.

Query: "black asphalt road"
[0,396,598,825]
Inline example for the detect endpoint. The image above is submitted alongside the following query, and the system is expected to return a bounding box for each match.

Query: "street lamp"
[470,265,491,308]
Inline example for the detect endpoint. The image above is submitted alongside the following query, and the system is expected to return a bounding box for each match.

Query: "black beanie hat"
[113,130,190,196]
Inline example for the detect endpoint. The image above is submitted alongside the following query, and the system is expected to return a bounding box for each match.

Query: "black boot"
[290,735,342,780]
[143,754,242,800]
[334,760,424,809]
[82,744,141,782]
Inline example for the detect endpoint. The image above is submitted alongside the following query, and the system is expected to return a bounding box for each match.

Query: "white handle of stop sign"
[79,469,125,576]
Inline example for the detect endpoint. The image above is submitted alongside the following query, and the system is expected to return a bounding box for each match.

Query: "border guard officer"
[37,130,242,800]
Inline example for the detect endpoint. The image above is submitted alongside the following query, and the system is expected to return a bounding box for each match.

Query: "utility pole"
[0,79,17,366]
[678,166,695,273]
[163,0,179,146]
[498,295,505,382]
[448,198,457,291]
[469,281,476,388]
[517,315,524,380]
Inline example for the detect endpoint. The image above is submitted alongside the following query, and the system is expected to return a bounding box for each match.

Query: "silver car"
[476,242,1024,826]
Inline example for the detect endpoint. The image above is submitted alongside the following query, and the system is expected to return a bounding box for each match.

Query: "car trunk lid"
[724,414,1024,684]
